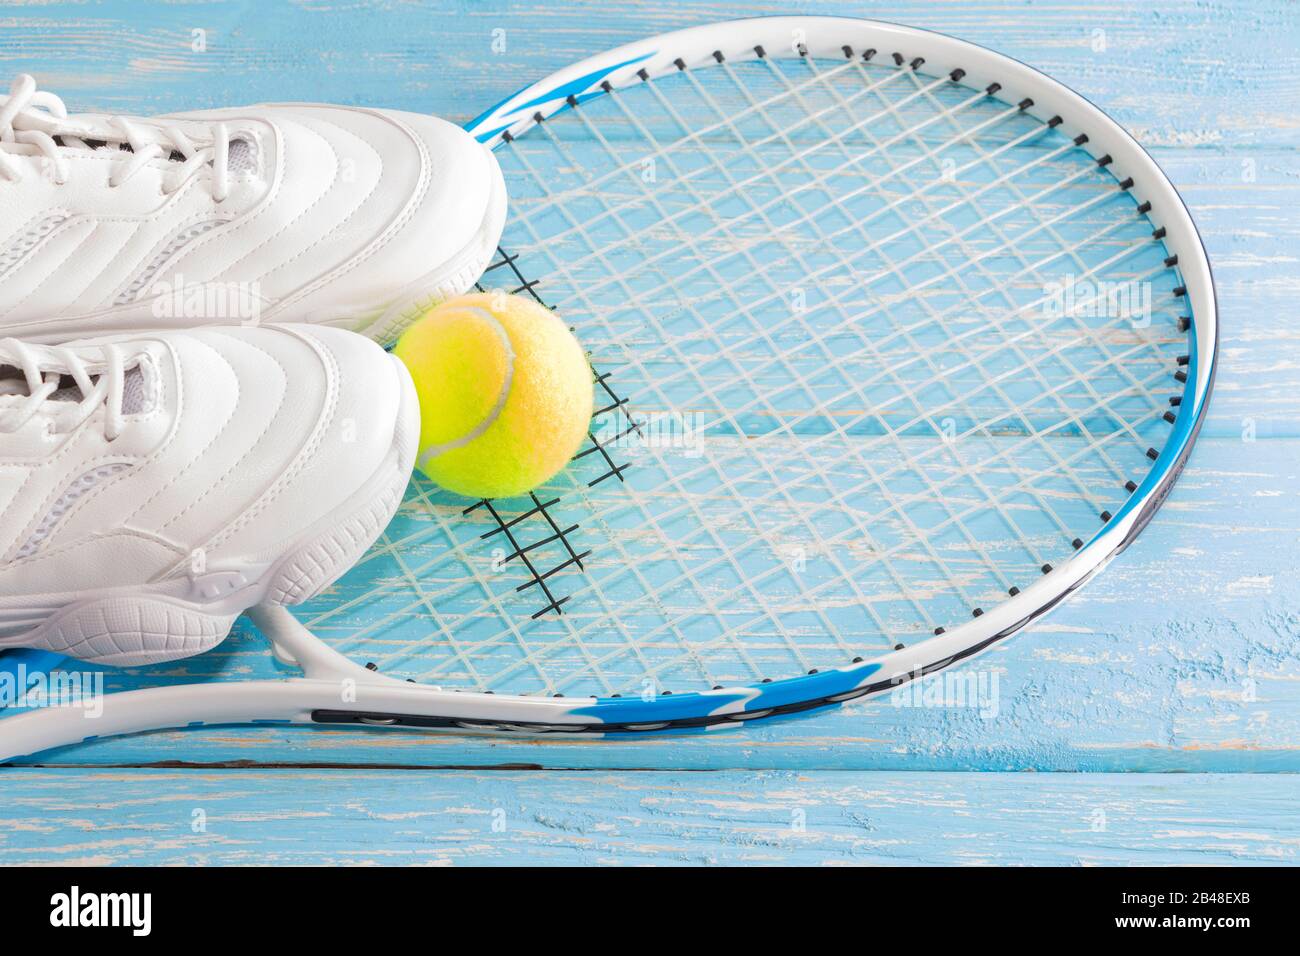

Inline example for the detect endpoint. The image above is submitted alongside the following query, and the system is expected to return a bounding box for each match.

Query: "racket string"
[811,59,1177,535]
[749,55,1085,585]
[303,52,1190,696]
[495,102,885,682]
[884,63,1182,455]
[491,59,1175,686]
[636,61,1037,616]
[545,66,1174,536]
[562,67,941,654]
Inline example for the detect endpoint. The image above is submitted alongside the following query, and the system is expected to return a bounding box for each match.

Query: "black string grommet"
[1164,411,1177,423]
[1097,154,1114,167]
[808,669,819,675]
[1152,226,1167,240]
[973,608,984,617]
[1047,115,1063,127]
[600,80,613,93]
[636,68,649,81]
[910,57,925,70]
[565,94,578,108]
[365,662,378,671]
[1173,285,1187,296]
[892,52,905,66]
[501,130,514,143]
[796,44,809,58]
[1137,201,1152,214]
[1017,97,1033,110]
[1101,510,1113,522]
[1119,177,1134,190]
[949,68,966,82]
[712,50,725,63]
[934,627,945,635]
[662,690,672,696]
[1042,563,1053,574]
[1165,255,1179,268]
[1178,316,1191,331]
[753,45,766,58]
[1146,447,1160,460]
[863,48,877,61]
[1170,395,1182,406]
[852,657,864,664]
[841,45,853,59]
[1177,355,1190,365]
[1175,370,1188,383]
[1009,586,1020,596]
[1125,480,1138,492]
[893,643,905,651]
[986,82,1002,95]
[1073,133,1088,146]
[761,678,772,684]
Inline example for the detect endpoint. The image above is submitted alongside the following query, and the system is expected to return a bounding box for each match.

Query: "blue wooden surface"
[2,770,1297,866]
[1,0,1296,864]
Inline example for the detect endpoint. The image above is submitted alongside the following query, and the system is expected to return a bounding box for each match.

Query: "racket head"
[293,15,1215,730]
[468,16,1216,402]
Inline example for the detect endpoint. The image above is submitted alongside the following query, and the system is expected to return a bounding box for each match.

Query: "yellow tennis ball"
[394,292,593,499]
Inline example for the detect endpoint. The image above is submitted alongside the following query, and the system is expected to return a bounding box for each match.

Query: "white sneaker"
[0,74,506,344]
[0,324,418,665]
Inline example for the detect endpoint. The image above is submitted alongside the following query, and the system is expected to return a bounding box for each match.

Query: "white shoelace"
[0,339,130,442]
[0,74,233,201]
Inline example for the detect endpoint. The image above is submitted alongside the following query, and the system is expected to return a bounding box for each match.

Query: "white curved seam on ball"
[418,305,515,469]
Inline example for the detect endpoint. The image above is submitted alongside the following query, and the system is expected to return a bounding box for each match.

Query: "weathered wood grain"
[1,1,1296,148]
[0,2,1294,786]
[1,769,1295,865]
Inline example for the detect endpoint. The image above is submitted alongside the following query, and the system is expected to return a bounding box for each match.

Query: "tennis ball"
[394,292,593,499]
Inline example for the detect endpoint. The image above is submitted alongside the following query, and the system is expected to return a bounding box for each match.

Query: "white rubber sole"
[0,355,419,667]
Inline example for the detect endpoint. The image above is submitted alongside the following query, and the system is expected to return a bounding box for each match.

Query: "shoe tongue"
[47,122,259,175]
[120,364,147,414]
[0,363,32,392]
[0,363,147,412]
[227,137,256,174]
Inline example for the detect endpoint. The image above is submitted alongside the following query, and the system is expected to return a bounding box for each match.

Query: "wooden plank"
[1,769,1294,865]
[0,1,1295,144]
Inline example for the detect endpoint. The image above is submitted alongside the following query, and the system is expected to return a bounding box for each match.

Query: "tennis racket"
[0,16,1217,760]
